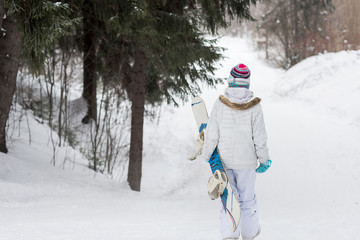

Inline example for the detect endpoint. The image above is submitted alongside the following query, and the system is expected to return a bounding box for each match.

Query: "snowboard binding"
[207,170,227,200]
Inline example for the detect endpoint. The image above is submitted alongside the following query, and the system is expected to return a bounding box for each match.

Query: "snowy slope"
[260,50,360,239]
[275,50,360,126]
[1,37,360,240]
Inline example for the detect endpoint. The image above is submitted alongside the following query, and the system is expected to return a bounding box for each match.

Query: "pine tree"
[0,0,78,153]
[52,0,259,189]
[112,0,259,191]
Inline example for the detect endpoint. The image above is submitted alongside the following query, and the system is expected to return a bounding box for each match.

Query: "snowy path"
[1,37,360,239]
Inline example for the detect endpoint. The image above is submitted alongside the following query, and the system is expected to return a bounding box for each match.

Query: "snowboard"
[191,96,241,232]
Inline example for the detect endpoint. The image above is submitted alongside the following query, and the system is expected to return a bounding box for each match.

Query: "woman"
[198,63,272,240]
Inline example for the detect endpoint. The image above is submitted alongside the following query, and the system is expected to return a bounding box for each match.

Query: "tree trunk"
[0,0,4,29]
[82,0,97,124]
[0,9,22,153]
[127,42,146,192]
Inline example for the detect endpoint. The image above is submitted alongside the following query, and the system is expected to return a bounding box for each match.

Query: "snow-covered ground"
[1,37,360,240]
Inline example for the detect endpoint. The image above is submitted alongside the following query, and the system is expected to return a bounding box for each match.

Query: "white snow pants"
[220,169,260,240]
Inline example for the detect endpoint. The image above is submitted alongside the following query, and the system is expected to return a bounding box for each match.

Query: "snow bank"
[275,50,360,125]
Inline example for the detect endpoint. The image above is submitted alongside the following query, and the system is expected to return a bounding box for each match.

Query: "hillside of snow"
[275,50,360,126]
[1,37,360,240]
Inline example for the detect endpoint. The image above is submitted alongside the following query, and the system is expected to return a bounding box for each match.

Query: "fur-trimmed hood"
[219,95,261,110]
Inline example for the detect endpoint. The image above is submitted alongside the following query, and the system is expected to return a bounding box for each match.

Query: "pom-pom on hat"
[228,63,251,88]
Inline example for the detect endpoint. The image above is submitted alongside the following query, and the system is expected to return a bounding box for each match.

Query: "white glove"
[188,130,205,161]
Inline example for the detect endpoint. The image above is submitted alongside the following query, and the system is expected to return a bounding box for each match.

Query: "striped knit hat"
[228,63,251,88]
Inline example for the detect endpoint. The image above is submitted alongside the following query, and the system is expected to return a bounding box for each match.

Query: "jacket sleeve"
[199,100,220,162]
[252,104,270,164]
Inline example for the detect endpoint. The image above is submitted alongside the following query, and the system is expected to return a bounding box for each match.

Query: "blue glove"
[256,160,272,173]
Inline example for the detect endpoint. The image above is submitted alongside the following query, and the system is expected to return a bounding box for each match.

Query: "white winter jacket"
[200,90,270,169]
